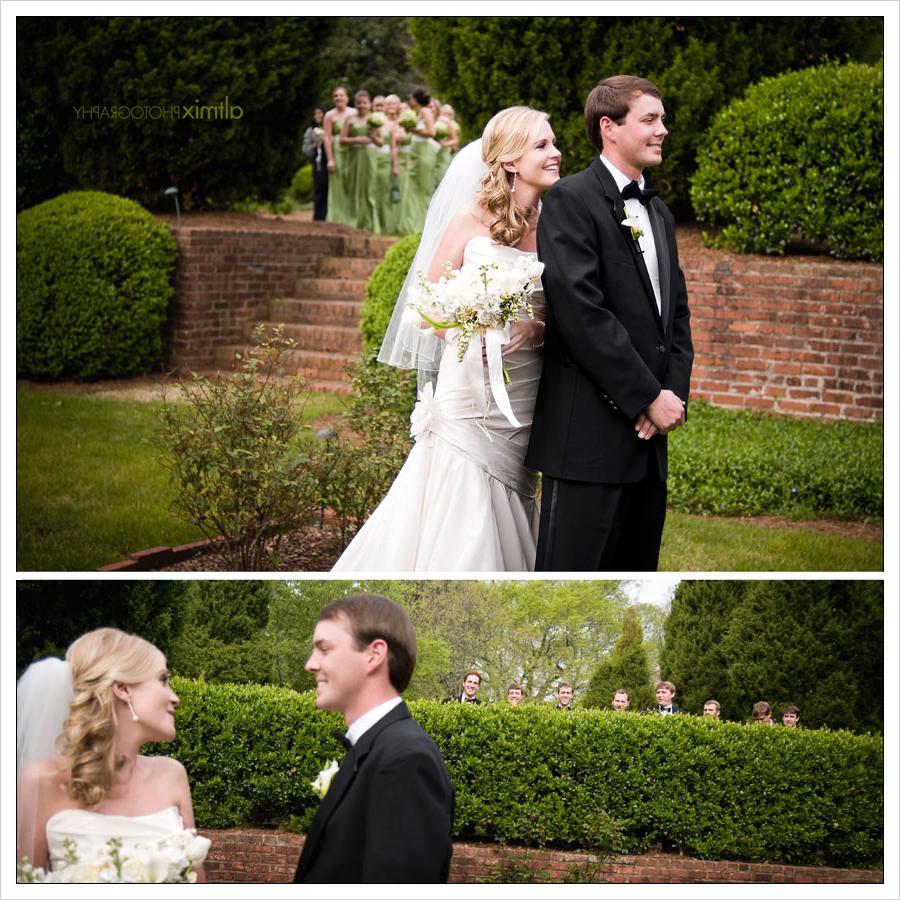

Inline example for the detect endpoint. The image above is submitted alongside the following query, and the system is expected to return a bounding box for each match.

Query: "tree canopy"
[659,580,883,731]
[408,16,882,215]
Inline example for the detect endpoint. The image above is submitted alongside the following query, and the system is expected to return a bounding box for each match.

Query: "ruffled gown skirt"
[332,339,541,572]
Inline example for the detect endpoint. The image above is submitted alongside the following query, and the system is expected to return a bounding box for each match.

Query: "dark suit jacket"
[525,158,693,483]
[443,694,481,705]
[294,701,454,883]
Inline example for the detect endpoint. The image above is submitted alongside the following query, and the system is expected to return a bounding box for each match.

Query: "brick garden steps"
[214,232,398,390]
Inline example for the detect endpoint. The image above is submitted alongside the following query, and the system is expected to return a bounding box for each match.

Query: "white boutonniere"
[310,759,340,800]
[620,213,644,243]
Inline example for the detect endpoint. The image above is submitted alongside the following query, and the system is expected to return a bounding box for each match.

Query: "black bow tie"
[622,180,656,205]
[333,728,352,750]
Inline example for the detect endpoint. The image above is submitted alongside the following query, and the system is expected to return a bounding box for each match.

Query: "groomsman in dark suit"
[446,670,483,704]
[294,594,454,884]
[526,75,694,571]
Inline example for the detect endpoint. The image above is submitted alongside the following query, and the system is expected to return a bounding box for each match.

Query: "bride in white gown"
[16,628,208,882]
[333,106,561,572]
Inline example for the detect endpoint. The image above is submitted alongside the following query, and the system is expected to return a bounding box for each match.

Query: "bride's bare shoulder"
[445,202,491,242]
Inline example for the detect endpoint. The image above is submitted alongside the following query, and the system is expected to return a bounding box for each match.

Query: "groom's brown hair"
[318,594,417,692]
[584,75,662,154]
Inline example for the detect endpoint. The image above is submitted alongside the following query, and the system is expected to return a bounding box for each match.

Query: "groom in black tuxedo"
[293,594,454,883]
[526,75,693,571]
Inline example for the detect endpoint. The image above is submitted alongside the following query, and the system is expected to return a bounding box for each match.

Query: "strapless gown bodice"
[333,236,543,572]
[46,805,184,872]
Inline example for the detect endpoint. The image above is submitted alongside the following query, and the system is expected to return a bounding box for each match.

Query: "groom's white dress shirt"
[600,154,662,314]
[346,695,403,746]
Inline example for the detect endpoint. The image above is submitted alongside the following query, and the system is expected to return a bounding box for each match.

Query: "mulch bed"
[156,523,345,572]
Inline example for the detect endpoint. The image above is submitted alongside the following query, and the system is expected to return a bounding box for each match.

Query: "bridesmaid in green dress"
[379,94,404,234]
[323,86,355,225]
[393,100,417,234]
[339,91,382,231]
[434,103,460,188]
[403,88,439,233]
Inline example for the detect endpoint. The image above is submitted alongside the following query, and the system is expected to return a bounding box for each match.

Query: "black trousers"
[312,166,328,221]
[535,464,667,572]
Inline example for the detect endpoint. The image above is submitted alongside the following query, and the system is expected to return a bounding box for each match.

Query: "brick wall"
[165,225,348,371]
[199,829,881,884]
[681,232,883,422]
[164,221,883,422]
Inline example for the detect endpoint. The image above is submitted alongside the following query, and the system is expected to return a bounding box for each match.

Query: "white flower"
[16,828,209,884]
[621,214,643,242]
[311,759,341,800]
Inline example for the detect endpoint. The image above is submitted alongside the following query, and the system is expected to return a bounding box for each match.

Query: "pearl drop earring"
[126,697,140,722]
[510,171,517,194]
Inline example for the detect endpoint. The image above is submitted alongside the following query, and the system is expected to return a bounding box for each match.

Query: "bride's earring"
[126,696,140,722]
[509,171,517,194]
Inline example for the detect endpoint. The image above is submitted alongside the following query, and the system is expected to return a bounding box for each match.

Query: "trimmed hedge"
[154,678,882,868]
[359,231,421,354]
[691,60,883,261]
[17,191,177,380]
[668,400,882,521]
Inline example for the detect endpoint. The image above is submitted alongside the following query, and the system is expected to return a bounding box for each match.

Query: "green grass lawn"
[17,386,345,571]
[17,386,883,572]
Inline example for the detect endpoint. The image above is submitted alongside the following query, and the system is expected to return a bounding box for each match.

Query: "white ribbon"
[462,327,520,429]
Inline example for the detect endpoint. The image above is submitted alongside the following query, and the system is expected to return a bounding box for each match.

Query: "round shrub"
[17,191,178,380]
[359,231,421,354]
[691,60,883,261]
[288,164,314,204]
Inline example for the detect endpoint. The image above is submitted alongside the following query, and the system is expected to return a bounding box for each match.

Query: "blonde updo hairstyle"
[477,106,550,248]
[58,628,166,807]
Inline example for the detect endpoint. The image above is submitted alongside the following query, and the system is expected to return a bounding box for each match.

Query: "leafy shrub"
[17,191,177,380]
[691,60,883,260]
[288,164,314,204]
[314,355,415,546]
[409,17,882,215]
[157,326,320,570]
[155,679,883,867]
[16,17,333,210]
[667,400,882,521]
[359,231,421,354]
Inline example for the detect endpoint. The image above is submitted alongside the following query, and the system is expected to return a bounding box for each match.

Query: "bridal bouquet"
[405,257,544,363]
[434,121,450,141]
[404,256,544,427]
[367,112,386,129]
[17,829,211,883]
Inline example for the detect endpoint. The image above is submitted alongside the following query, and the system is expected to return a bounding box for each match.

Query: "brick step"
[317,255,384,278]
[282,348,361,380]
[294,276,368,298]
[270,297,362,325]
[253,322,361,354]
[340,234,398,257]
[308,378,353,395]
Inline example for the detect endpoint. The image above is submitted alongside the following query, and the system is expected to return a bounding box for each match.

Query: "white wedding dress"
[333,235,542,572]
[46,805,185,872]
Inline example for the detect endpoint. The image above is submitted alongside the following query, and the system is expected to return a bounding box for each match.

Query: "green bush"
[691,61,883,260]
[157,326,320,570]
[315,355,415,546]
[17,190,177,380]
[155,679,882,867]
[409,17,882,215]
[16,17,332,210]
[359,231,422,354]
[668,400,882,521]
[288,164,314,204]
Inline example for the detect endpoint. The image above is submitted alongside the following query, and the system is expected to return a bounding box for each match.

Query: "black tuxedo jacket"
[294,701,454,883]
[525,158,693,483]
[443,694,481,705]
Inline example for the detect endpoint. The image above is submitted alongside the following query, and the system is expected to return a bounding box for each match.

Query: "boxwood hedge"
[17,190,177,380]
[152,678,882,868]
[691,60,883,261]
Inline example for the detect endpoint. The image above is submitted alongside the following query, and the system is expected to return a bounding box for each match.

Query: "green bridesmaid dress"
[326,119,352,225]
